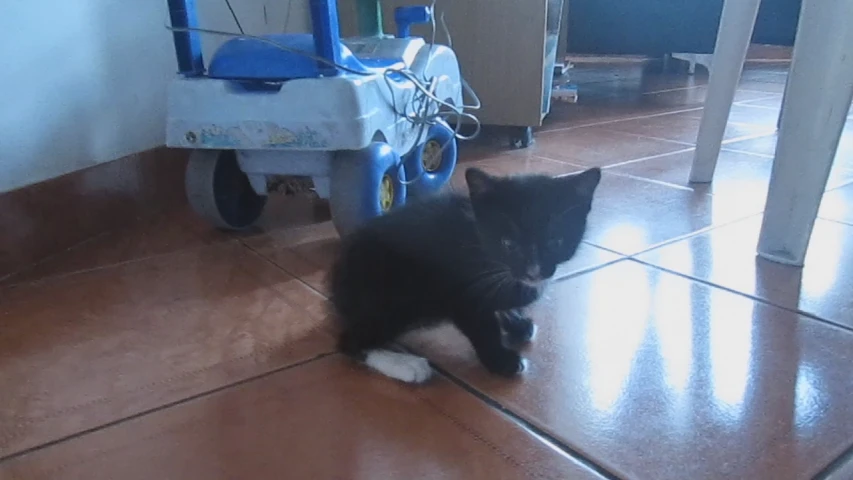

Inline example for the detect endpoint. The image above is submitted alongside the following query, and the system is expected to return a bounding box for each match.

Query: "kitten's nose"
[525,263,541,280]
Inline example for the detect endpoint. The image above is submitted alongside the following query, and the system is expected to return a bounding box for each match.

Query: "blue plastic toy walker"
[165,0,465,234]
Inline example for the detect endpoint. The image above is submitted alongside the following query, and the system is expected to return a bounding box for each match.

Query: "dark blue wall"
[566,0,802,55]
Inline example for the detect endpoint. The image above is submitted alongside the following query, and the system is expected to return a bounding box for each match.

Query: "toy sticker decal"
[199,125,250,148]
[191,122,329,149]
[264,124,328,148]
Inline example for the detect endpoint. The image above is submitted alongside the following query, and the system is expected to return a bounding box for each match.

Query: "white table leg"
[776,73,790,130]
[689,0,762,183]
[757,0,853,266]
[672,53,714,76]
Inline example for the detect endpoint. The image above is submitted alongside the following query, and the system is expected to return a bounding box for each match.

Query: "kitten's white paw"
[364,350,433,384]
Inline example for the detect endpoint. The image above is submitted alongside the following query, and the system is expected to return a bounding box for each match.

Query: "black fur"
[328,167,602,377]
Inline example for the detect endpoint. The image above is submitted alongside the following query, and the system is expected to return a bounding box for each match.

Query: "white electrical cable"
[376,2,481,184]
[379,3,482,146]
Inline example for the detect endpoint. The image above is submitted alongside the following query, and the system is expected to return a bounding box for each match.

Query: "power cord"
[223,0,244,34]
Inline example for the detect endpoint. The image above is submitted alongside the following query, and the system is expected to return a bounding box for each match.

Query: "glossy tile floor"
[3,53,853,479]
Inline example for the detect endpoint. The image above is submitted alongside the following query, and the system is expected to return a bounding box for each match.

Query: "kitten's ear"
[465,168,496,196]
[568,167,602,198]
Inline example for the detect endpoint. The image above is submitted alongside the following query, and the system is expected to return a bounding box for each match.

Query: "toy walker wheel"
[509,126,535,149]
[330,142,406,236]
[404,120,458,197]
[185,149,267,230]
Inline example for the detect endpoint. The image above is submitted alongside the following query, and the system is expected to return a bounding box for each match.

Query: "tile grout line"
[814,440,853,480]
[720,130,778,145]
[599,148,697,173]
[622,208,768,257]
[538,107,704,134]
[426,364,625,480]
[243,232,629,477]
[543,112,774,152]
[719,146,775,158]
[531,154,586,169]
[0,230,114,290]
[0,351,336,466]
[627,256,853,335]
[730,102,781,112]
[817,215,853,229]
[641,85,705,95]
[592,127,696,147]
[550,256,628,285]
[240,240,331,299]
[738,88,788,95]
[243,228,627,477]
[733,92,785,103]
[560,216,853,334]
[244,234,625,478]
[537,147,697,174]
[600,170,697,192]
[0,240,241,292]
[0,220,244,292]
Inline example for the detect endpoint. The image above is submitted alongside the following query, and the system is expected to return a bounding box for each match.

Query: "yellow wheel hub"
[422,140,443,173]
[379,174,394,212]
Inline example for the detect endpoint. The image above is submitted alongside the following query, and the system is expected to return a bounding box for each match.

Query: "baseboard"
[0,147,189,279]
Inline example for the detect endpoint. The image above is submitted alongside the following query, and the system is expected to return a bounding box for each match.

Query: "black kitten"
[328,166,602,383]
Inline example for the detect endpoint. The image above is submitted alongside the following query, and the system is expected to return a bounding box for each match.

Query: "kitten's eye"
[501,238,517,251]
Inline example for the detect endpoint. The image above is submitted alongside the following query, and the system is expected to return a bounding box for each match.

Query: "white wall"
[0,0,309,193]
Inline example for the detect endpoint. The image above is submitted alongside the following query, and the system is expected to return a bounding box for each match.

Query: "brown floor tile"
[567,60,647,85]
[457,140,514,164]
[541,101,700,132]
[539,68,714,132]
[248,206,620,294]
[726,130,853,172]
[634,75,708,93]
[1,211,219,287]
[746,44,792,60]
[248,192,332,235]
[723,133,779,157]
[737,96,784,109]
[2,192,333,288]
[571,61,709,93]
[0,243,334,457]
[608,149,853,209]
[403,260,853,480]
[554,243,623,280]
[740,69,789,85]
[636,216,853,329]
[541,64,780,134]
[738,79,788,94]
[8,56,853,479]
[642,86,776,109]
[0,148,188,279]
[449,155,584,192]
[185,192,333,246]
[601,111,774,145]
[582,172,760,255]
[533,127,691,168]
[0,356,607,480]
[260,239,619,301]
[246,221,340,296]
[684,104,782,126]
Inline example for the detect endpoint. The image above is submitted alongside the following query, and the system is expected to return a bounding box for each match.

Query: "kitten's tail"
[337,329,433,384]
[362,349,433,384]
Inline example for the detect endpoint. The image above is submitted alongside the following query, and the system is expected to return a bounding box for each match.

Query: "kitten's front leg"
[487,280,543,312]
[453,309,525,377]
[497,309,536,346]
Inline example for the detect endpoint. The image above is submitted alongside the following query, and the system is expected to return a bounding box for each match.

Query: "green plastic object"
[355,0,384,36]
